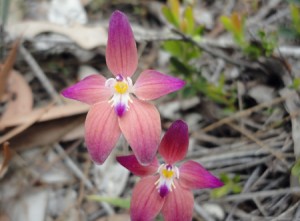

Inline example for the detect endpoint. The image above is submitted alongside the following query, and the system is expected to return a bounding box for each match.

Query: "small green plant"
[220,13,246,47]
[220,13,277,58]
[211,173,242,198]
[162,0,236,109]
[87,195,131,209]
[289,77,300,90]
[162,0,203,97]
[291,158,300,183]
[279,2,300,41]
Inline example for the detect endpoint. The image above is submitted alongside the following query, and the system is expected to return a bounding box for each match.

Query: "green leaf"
[170,56,192,76]
[220,173,230,183]
[220,14,246,46]
[169,0,180,25]
[291,4,300,25]
[211,185,231,198]
[220,16,234,32]
[184,6,194,34]
[186,43,201,60]
[162,6,179,27]
[233,174,241,183]
[291,77,300,89]
[290,4,300,33]
[182,86,197,98]
[232,185,242,194]
[87,195,131,209]
[163,40,182,57]
[292,159,300,177]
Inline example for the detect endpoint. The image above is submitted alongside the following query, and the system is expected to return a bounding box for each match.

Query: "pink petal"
[61,74,112,105]
[134,70,185,100]
[179,161,223,190]
[158,120,189,164]
[131,176,165,221]
[118,98,161,166]
[116,154,159,177]
[85,101,121,164]
[106,10,138,77]
[161,180,194,221]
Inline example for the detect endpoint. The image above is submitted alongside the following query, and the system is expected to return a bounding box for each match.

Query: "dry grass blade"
[211,187,300,202]
[201,92,296,132]
[0,102,88,129]
[226,122,287,164]
[0,142,12,176]
[0,38,20,99]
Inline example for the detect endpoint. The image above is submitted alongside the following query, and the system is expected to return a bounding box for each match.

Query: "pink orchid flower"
[117,120,223,221]
[62,11,185,165]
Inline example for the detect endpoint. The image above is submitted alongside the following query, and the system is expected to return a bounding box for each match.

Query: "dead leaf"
[61,123,84,142]
[1,70,33,122]
[8,21,107,50]
[0,142,12,178]
[0,213,10,221]
[10,115,85,151]
[0,102,54,145]
[0,39,20,99]
[0,102,88,129]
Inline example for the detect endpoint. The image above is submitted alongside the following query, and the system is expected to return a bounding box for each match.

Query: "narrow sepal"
[116,154,159,177]
[158,120,189,164]
[134,70,185,100]
[61,74,112,105]
[179,160,224,190]
[106,10,138,77]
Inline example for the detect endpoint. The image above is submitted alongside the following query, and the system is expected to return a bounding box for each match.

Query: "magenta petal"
[119,98,161,166]
[106,10,138,77]
[61,74,112,105]
[179,161,223,190]
[116,154,159,177]
[134,70,185,100]
[158,120,189,165]
[85,102,121,164]
[161,180,194,221]
[131,176,165,221]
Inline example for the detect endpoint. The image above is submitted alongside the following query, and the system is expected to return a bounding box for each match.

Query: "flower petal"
[61,74,112,105]
[131,176,165,221]
[134,70,185,100]
[161,180,194,221]
[179,161,223,190]
[116,154,159,176]
[106,10,138,77]
[85,101,121,164]
[119,98,161,166]
[158,120,189,164]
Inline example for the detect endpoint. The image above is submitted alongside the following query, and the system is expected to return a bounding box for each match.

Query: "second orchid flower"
[117,120,223,221]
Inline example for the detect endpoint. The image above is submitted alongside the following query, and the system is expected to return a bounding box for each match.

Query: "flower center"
[155,164,179,198]
[162,169,174,179]
[105,74,133,117]
[114,82,128,94]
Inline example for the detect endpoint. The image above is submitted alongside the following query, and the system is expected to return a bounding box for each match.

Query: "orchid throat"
[105,74,133,117]
[155,164,179,198]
